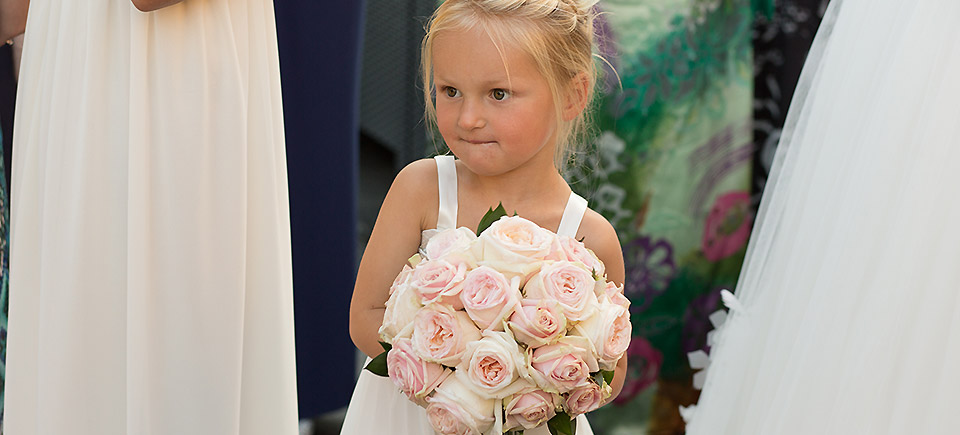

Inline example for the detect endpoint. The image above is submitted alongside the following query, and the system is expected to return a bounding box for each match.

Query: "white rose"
[478,216,557,283]
[457,330,531,399]
[426,373,496,435]
[424,227,480,267]
[572,299,631,371]
[379,269,423,343]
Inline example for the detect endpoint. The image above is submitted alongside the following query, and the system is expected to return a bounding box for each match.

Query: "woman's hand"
[131,0,184,12]
[0,0,28,42]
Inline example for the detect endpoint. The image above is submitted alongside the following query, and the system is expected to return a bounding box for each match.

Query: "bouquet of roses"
[366,205,631,435]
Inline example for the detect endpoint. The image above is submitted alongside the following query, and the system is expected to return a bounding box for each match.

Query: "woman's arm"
[349,160,436,358]
[579,209,628,402]
[131,0,184,12]
[0,0,28,42]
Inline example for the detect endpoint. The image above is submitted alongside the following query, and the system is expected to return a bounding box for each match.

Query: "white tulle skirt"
[341,361,594,435]
[685,0,960,434]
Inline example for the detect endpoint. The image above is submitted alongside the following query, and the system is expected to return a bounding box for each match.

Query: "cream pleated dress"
[4,1,298,434]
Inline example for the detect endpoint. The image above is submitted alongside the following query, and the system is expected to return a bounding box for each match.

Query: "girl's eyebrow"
[434,75,510,88]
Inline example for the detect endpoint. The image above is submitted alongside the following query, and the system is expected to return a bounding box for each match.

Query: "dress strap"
[557,191,588,238]
[434,155,458,230]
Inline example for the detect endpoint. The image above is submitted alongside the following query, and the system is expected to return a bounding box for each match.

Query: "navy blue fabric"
[275,0,365,417]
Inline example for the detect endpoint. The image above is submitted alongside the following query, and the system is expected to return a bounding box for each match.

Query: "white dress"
[685,0,960,433]
[4,1,298,434]
[340,156,595,434]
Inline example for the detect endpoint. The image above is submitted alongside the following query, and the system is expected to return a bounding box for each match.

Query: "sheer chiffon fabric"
[686,0,960,433]
[4,1,298,434]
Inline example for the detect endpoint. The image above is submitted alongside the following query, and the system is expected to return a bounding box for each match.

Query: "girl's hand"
[0,0,28,42]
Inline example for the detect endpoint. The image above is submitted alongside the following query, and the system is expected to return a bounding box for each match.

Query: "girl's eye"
[443,87,460,98]
[491,89,509,101]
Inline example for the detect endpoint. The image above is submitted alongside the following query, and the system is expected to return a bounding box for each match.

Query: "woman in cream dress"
[4,0,298,433]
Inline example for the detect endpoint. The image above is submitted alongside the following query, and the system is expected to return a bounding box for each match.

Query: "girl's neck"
[460,157,569,208]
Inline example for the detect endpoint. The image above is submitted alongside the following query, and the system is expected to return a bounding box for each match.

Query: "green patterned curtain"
[0,128,8,428]
[568,1,764,432]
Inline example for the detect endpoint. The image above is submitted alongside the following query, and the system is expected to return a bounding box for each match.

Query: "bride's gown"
[4,1,298,433]
[686,0,960,433]
[340,156,595,434]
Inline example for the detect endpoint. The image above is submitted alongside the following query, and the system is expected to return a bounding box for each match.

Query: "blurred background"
[0,0,832,434]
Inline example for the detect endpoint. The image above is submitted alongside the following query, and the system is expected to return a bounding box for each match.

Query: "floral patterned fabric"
[752,0,831,194]
[567,1,765,432]
[0,129,8,429]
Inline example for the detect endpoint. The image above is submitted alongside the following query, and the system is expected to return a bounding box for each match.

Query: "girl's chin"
[453,156,509,177]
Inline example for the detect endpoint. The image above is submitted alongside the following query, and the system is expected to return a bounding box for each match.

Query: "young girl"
[342,1,626,433]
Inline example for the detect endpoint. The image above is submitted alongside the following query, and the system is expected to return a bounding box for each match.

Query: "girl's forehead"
[432,26,537,82]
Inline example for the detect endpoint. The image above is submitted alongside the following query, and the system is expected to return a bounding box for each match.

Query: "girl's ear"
[562,72,591,122]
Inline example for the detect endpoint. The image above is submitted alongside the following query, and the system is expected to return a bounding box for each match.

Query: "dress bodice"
[419,155,588,252]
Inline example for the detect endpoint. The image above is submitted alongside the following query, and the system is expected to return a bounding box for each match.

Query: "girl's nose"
[457,99,486,130]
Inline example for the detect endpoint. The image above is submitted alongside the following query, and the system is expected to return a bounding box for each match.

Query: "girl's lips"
[462,138,496,145]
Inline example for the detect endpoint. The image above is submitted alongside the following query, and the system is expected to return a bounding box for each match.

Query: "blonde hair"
[421,0,600,171]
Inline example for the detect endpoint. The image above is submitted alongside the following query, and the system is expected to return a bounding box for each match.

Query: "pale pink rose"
[504,389,560,431]
[459,266,521,330]
[426,373,496,435]
[478,216,557,283]
[412,304,482,366]
[457,331,529,399]
[564,381,610,417]
[379,271,423,343]
[558,236,605,278]
[411,259,467,309]
[386,338,451,406]
[573,299,631,371]
[524,261,599,321]
[507,299,565,347]
[529,336,599,393]
[424,227,480,267]
[602,281,630,309]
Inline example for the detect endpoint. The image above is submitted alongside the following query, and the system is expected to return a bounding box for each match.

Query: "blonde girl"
[343,1,626,433]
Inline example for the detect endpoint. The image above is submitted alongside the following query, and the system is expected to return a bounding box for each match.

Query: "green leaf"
[379,341,392,353]
[476,202,508,235]
[602,370,615,385]
[364,351,390,377]
[547,411,576,435]
[591,370,605,386]
[505,431,524,435]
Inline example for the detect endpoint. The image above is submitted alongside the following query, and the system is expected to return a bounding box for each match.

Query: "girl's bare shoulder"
[387,158,440,231]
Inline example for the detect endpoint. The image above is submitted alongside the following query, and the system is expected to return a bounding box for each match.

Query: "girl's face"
[432,26,559,177]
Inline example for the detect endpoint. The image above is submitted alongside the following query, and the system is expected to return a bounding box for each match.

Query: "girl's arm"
[0,0,28,42]
[349,160,435,358]
[131,0,184,12]
[579,210,628,402]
